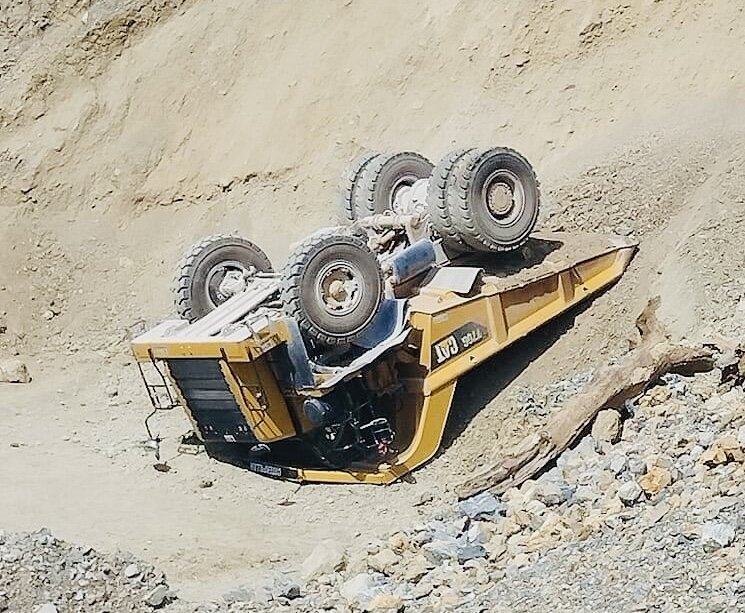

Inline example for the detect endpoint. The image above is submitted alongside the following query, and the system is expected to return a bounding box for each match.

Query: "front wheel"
[280,232,383,345]
[174,235,273,322]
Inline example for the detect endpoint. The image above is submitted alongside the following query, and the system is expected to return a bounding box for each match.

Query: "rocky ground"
[4,342,745,612]
[0,529,175,612]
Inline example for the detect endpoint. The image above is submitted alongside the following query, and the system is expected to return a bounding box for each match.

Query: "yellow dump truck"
[132,148,636,484]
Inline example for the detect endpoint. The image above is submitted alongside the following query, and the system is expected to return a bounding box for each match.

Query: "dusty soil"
[2,0,745,606]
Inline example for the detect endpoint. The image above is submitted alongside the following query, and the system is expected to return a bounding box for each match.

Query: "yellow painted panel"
[220,359,296,442]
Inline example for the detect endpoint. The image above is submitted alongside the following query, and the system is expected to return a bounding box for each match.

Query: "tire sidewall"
[187,240,272,319]
[362,154,433,217]
[297,240,382,338]
[466,151,539,249]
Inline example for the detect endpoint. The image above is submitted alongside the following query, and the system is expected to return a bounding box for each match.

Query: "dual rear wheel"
[338,151,434,221]
[339,147,540,252]
[427,147,540,253]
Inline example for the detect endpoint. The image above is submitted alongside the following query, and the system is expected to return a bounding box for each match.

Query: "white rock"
[465,522,488,544]
[592,409,622,443]
[144,585,168,608]
[367,548,399,574]
[574,435,601,461]
[704,395,723,412]
[617,480,643,505]
[340,573,384,608]
[702,522,736,552]
[533,480,573,506]
[628,458,647,475]
[457,543,487,563]
[697,430,716,447]
[721,388,745,406]
[459,492,505,520]
[737,426,745,450]
[414,491,434,506]
[608,453,628,475]
[422,538,459,562]
[0,358,31,383]
[690,445,705,461]
[123,563,139,578]
[35,605,58,613]
[301,540,346,580]
[401,552,433,582]
[574,485,600,504]
[367,592,404,611]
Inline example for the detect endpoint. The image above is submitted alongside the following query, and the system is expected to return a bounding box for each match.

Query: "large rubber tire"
[281,233,383,345]
[427,148,475,251]
[174,235,273,322]
[356,151,433,217]
[448,148,540,252]
[337,152,381,224]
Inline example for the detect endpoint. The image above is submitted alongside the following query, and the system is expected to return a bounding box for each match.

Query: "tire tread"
[173,234,272,322]
[427,148,474,248]
[448,147,540,252]
[356,151,433,217]
[280,232,382,345]
[338,152,381,224]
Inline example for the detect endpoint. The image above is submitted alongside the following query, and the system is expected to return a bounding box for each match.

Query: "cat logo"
[431,322,488,368]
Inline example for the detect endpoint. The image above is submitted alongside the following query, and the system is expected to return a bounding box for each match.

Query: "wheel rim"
[482,168,525,226]
[204,260,252,308]
[314,260,363,317]
[390,174,419,211]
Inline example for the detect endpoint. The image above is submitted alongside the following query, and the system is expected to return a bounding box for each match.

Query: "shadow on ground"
[440,299,594,450]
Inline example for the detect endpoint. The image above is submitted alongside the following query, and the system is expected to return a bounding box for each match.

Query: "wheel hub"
[316,261,362,316]
[487,182,514,215]
[483,169,526,225]
[390,174,419,213]
[205,261,253,307]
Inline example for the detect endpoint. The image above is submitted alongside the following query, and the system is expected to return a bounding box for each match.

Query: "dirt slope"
[2,0,745,602]
[2,0,744,355]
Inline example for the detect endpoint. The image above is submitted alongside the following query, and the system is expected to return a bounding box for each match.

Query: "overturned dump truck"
[132,147,636,484]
